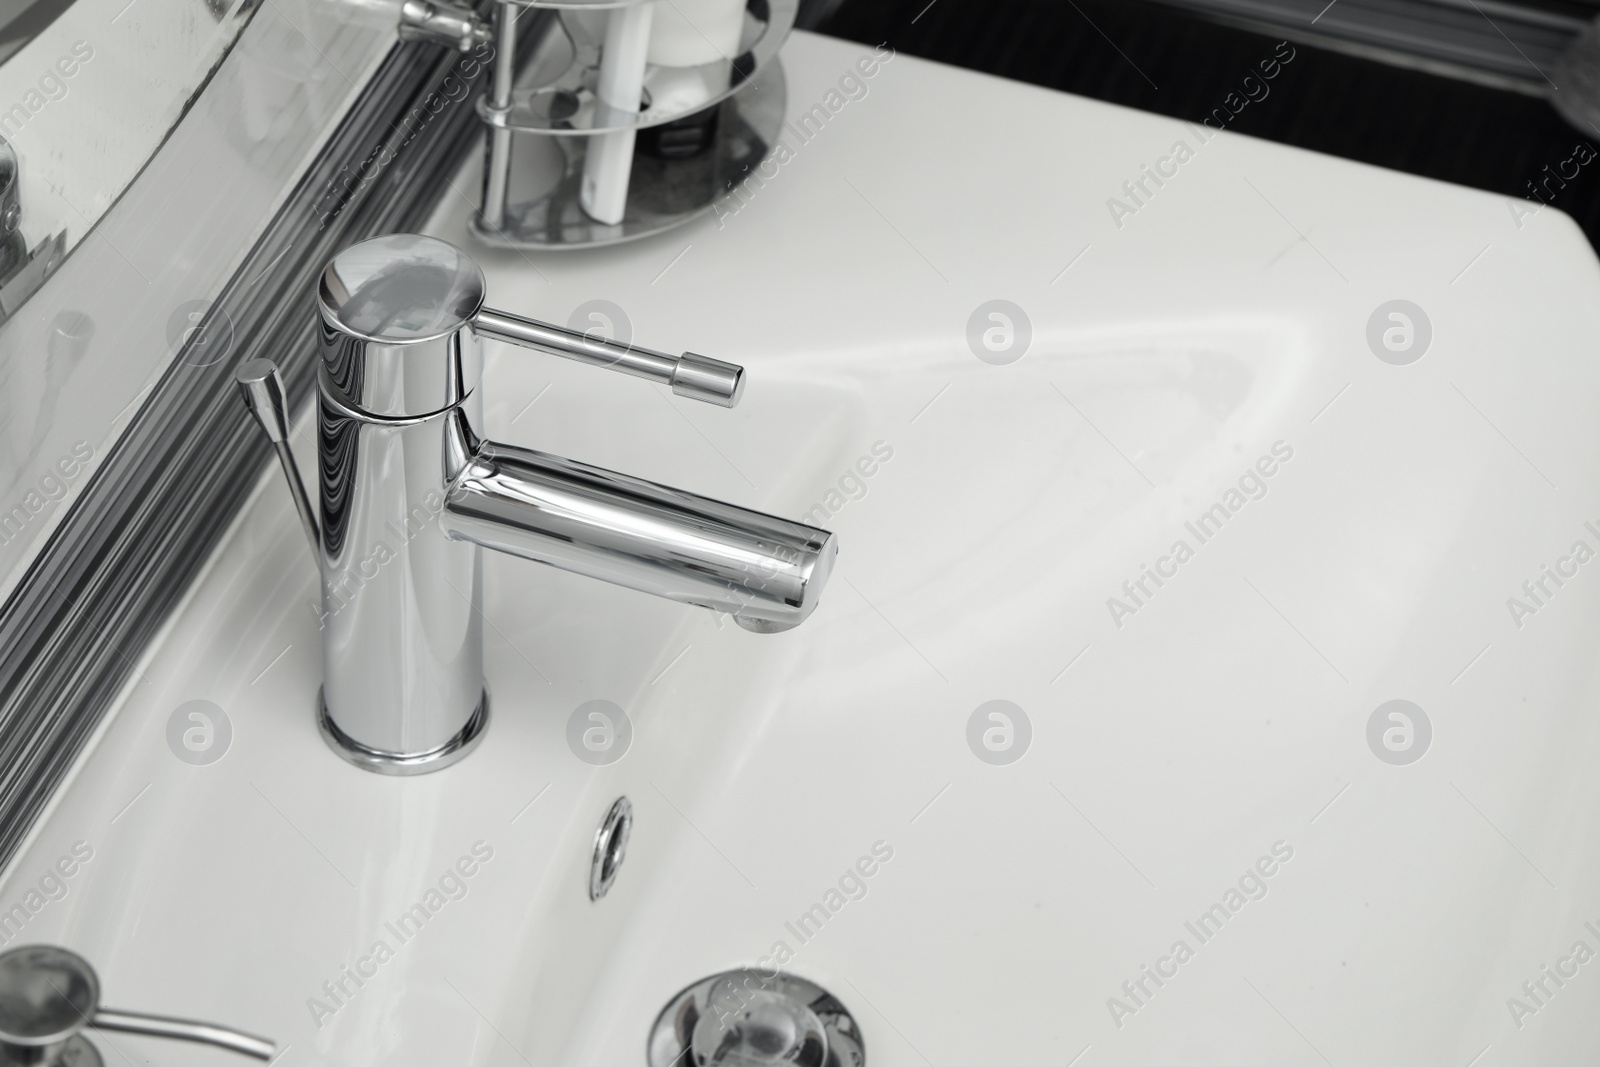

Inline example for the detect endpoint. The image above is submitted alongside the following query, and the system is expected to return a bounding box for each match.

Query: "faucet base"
[317,690,489,775]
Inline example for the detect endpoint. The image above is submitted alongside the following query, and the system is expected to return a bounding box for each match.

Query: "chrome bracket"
[398,0,491,51]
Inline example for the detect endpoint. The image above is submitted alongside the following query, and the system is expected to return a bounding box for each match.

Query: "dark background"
[807,0,1600,250]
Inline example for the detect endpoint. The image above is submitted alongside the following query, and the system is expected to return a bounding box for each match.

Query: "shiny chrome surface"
[316,688,489,774]
[253,233,834,771]
[468,55,789,250]
[316,233,487,417]
[589,796,632,901]
[315,685,488,773]
[444,437,833,630]
[474,310,743,405]
[0,146,23,285]
[87,1011,273,1060]
[235,360,319,556]
[316,366,486,761]
[470,2,792,249]
[0,140,64,324]
[647,970,862,1067]
[0,946,273,1066]
[396,0,492,52]
[476,0,519,235]
[477,0,797,136]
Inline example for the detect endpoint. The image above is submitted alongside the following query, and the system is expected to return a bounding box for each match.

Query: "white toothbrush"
[581,1,655,226]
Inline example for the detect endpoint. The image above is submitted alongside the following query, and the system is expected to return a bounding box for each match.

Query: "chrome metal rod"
[489,0,516,109]
[236,358,319,555]
[473,308,744,406]
[445,437,834,632]
[478,0,518,231]
[272,441,320,555]
[397,0,490,50]
[91,1009,275,1060]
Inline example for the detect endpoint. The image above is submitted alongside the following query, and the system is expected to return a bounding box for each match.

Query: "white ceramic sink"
[5,28,1600,1067]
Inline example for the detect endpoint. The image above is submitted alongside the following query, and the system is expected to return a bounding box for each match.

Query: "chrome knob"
[235,357,292,445]
[0,946,274,1067]
[317,234,746,417]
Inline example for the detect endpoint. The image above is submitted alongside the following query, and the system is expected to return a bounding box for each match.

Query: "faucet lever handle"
[473,308,744,407]
[234,358,321,557]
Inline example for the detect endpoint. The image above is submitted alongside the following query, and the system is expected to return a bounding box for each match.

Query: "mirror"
[0,0,78,65]
[0,0,259,319]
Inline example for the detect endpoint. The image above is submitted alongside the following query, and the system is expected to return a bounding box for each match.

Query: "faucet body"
[302,234,834,772]
[315,337,486,769]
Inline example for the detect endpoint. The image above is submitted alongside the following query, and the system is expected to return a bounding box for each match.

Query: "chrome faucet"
[238,234,835,774]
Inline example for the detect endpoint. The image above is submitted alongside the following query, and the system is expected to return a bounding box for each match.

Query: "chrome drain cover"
[647,970,863,1067]
[590,796,633,901]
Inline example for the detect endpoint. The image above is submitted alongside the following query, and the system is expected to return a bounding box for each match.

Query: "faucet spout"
[445,435,836,633]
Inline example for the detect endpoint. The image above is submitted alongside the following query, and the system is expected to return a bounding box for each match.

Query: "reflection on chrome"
[239,233,834,774]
